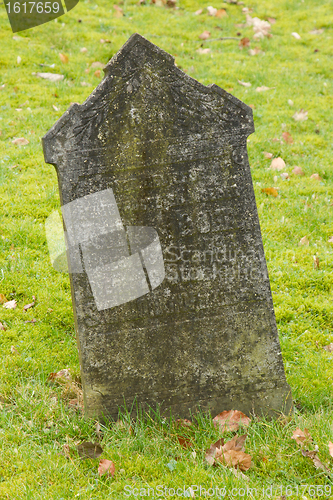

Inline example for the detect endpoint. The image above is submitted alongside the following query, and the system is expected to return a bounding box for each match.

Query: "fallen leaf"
[313,255,319,270]
[94,70,101,78]
[205,438,224,465]
[177,436,194,449]
[288,99,294,106]
[328,237,333,244]
[174,418,192,428]
[98,458,115,477]
[48,368,71,382]
[0,322,6,330]
[329,442,333,458]
[207,6,217,16]
[302,449,330,473]
[3,299,17,309]
[310,173,322,181]
[23,296,35,311]
[270,157,286,171]
[199,31,211,40]
[10,345,19,354]
[293,109,308,122]
[239,37,250,48]
[310,28,324,35]
[299,236,309,246]
[35,73,64,82]
[13,35,24,40]
[59,53,69,64]
[238,80,251,87]
[291,427,312,446]
[291,32,301,40]
[222,434,247,452]
[12,137,29,146]
[194,8,203,15]
[248,47,262,56]
[53,105,59,111]
[256,86,273,92]
[100,39,111,43]
[24,318,36,324]
[91,61,104,69]
[219,449,252,471]
[95,421,103,439]
[263,152,273,159]
[77,441,103,459]
[262,187,278,197]
[213,410,251,432]
[267,17,276,24]
[246,15,271,39]
[323,343,333,353]
[280,172,289,180]
[80,47,88,53]
[216,9,228,18]
[0,294,7,304]
[196,48,211,54]
[80,82,92,87]
[282,131,293,144]
[113,4,123,16]
[292,166,304,175]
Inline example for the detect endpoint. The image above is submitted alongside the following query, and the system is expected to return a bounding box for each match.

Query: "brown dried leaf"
[205,438,224,466]
[196,48,211,54]
[0,322,6,330]
[291,427,312,446]
[293,109,308,122]
[77,441,103,459]
[313,255,319,270]
[219,450,252,471]
[299,236,309,246]
[59,53,69,64]
[248,47,262,56]
[216,9,228,18]
[23,296,35,311]
[292,166,304,176]
[310,173,322,181]
[239,37,250,49]
[48,368,71,382]
[177,436,194,449]
[194,8,203,15]
[113,4,123,16]
[94,70,101,78]
[238,80,251,87]
[3,299,17,309]
[12,137,29,146]
[263,152,273,159]
[302,449,330,472]
[256,86,274,92]
[262,187,278,197]
[213,410,251,432]
[0,294,7,304]
[222,434,247,452]
[35,72,64,82]
[207,6,217,16]
[100,39,111,43]
[91,61,104,69]
[323,343,333,353]
[199,31,211,40]
[267,17,276,24]
[282,131,293,144]
[80,47,88,53]
[270,157,286,171]
[280,172,289,180]
[98,458,115,477]
[329,441,333,458]
[328,237,333,244]
[10,345,19,354]
[174,418,192,428]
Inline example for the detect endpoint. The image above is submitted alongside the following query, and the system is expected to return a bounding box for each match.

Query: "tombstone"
[43,33,293,420]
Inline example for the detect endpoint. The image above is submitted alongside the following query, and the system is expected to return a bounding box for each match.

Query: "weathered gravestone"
[43,33,292,419]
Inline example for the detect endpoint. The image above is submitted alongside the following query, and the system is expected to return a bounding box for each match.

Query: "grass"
[0,0,333,497]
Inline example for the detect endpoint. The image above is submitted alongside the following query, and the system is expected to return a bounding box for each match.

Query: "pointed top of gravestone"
[43,33,254,166]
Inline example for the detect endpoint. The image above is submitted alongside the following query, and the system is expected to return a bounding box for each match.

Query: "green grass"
[1,0,333,497]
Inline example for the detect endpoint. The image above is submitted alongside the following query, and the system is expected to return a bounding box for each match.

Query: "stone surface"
[43,33,292,420]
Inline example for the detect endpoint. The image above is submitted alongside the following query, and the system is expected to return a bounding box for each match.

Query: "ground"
[0,0,333,498]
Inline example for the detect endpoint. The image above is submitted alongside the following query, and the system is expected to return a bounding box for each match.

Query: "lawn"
[0,0,333,498]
